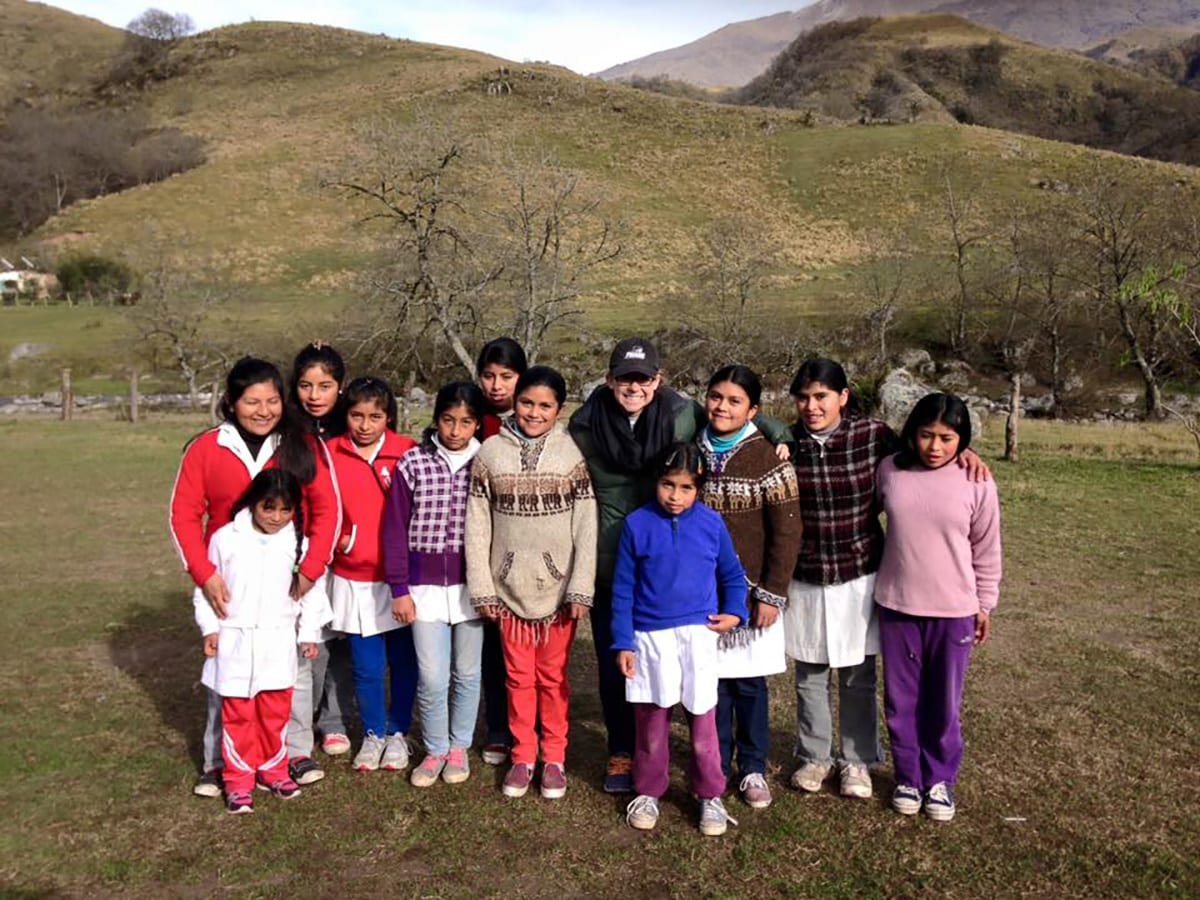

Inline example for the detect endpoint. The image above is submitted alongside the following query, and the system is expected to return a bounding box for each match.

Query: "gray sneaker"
[381,733,411,771]
[626,794,660,830]
[790,761,832,793]
[353,734,387,771]
[698,797,738,836]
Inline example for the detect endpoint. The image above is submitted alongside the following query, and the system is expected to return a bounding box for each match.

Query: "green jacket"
[568,387,791,585]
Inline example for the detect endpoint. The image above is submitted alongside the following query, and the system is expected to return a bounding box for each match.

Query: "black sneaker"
[289,756,325,785]
[193,769,223,798]
[225,791,254,815]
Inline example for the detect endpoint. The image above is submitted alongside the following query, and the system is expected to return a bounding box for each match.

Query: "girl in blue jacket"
[611,443,747,836]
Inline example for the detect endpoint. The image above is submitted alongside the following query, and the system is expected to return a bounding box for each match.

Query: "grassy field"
[1,415,1197,898]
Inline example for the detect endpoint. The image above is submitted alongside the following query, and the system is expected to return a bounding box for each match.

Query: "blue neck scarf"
[705,423,750,454]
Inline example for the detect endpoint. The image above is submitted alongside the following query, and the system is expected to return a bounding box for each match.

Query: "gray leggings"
[792,656,882,767]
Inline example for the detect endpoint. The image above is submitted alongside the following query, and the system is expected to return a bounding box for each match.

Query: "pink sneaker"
[410,754,446,788]
[540,762,567,800]
[442,748,470,784]
[502,762,533,798]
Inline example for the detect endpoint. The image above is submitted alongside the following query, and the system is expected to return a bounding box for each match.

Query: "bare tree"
[328,117,620,377]
[127,8,195,42]
[940,172,990,355]
[490,150,620,363]
[855,242,909,366]
[125,264,234,407]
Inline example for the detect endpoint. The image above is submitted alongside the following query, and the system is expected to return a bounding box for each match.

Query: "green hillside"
[0,0,122,108]
[3,10,1200,394]
[735,15,1200,165]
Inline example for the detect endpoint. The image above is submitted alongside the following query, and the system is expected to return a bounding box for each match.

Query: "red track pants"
[221,688,293,794]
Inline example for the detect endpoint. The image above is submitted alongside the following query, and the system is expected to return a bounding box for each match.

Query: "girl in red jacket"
[326,377,420,772]
[169,356,340,798]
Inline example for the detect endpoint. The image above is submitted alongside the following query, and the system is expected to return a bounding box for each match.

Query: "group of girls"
[170,335,1001,833]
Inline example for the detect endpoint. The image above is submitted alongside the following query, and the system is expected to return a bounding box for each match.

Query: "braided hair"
[232,469,305,595]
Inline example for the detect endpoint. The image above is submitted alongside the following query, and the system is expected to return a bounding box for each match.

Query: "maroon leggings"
[633,703,726,800]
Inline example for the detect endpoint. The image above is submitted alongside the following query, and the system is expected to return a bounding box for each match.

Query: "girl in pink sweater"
[875,393,1001,823]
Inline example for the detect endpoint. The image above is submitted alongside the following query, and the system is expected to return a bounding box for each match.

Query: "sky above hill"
[46,1,803,74]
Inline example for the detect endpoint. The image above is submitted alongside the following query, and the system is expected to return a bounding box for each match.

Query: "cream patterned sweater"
[466,421,598,628]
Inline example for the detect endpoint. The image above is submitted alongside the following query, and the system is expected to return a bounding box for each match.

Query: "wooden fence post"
[61,367,73,421]
[1004,372,1020,462]
[209,380,221,425]
[129,367,140,424]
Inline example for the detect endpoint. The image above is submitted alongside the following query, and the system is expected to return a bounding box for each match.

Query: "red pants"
[500,614,577,766]
[221,688,293,794]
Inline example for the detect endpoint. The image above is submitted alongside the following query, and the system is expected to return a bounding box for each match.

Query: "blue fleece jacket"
[610,500,748,652]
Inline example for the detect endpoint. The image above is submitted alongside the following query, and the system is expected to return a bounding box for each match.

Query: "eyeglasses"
[615,373,656,385]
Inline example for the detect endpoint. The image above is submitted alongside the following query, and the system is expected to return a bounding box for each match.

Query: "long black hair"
[658,441,707,488]
[220,356,316,484]
[425,380,487,444]
[232,468,305,594]
[707,364,762,408]
[789,358,862,417]
[289,341,347,437]
[343,376,397,431]
[895,392,973,469]
[515,365,567,407]
[475,337,528,377]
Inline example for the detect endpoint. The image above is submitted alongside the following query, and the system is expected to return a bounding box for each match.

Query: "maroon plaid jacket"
[791,415,898,586]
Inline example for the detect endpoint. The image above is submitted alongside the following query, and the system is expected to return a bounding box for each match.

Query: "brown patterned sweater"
[699,430,803,608]
[466,421,598,627]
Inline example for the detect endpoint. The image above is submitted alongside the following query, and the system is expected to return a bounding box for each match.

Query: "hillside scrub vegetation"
[732,15,1200,165]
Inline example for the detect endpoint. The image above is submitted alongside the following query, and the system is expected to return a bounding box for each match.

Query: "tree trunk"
[129,367,139,425]
[1048,324,1064,419]
[1004,371,1021,462]
[208,380,221,425]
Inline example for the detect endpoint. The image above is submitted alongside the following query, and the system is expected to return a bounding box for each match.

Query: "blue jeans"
[347,628,418,738]
[716,676,770,778]
[411,619,484,756]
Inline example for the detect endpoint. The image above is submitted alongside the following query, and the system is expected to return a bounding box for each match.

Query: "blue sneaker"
[923,782,956,821]
[892,784,922,816]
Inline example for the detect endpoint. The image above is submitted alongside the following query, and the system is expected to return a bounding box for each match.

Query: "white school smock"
[194,509,332,698]
[625,623,720,715]
[782,572,879,668]
[329,575,404,637]
[716,612,788,679]
[412,583,478,625]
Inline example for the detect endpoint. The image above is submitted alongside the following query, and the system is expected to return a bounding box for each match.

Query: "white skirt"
[201,625,300,698]
[411,582,478,625]
[717,617,788,679]
[625,624,719,715]
[783,573,879,668]
[328,575,401,637]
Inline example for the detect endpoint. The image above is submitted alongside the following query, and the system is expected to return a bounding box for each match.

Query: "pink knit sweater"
[874,454,1002,617]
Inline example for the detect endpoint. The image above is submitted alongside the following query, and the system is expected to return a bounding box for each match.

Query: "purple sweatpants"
[878,606,975,791]
[633,703,726,800]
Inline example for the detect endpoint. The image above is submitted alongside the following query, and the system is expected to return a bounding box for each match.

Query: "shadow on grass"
[106,593,208,772]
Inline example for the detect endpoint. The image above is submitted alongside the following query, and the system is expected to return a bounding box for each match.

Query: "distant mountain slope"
[733,15,1200,165]
[0,0,123,108]
[595,0,1200,87]
[1124,30,1200,87]
[1084,23,1200,65]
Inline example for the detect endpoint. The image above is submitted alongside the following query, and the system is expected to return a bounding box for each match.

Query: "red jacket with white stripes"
[327,431,417,582]
[169,423,342,588]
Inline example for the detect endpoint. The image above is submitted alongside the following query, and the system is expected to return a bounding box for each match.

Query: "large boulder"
[878,368,984,436]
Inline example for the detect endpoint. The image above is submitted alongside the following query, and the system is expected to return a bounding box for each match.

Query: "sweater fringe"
[498,607,569,647]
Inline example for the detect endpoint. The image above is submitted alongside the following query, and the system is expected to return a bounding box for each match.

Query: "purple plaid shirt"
[382,439,473,596]
[791,415,898,586]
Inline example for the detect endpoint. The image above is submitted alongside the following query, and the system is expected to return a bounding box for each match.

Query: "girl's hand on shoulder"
[774,443,792,462]
[291,574,315,601]
[707,613,741,634]
[974,611,991,646]
[202,574,229,619]
[203,633,218,657]
[392,594,416,625]
[957,448,992,482]
[300,641,320,659]
[567,602,590,621]
[752,602,779,629]
[616,650,636,679]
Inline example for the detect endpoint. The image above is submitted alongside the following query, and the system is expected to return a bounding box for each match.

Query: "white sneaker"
[924,782,956,821]
[839,763,872,799]
[698,797,738,836]
[353,734,387,771]
[381,733,411,771]
[626,794,660,830]
[892,784,923,816]
[738,772,773,809]
[790,761,832,793]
